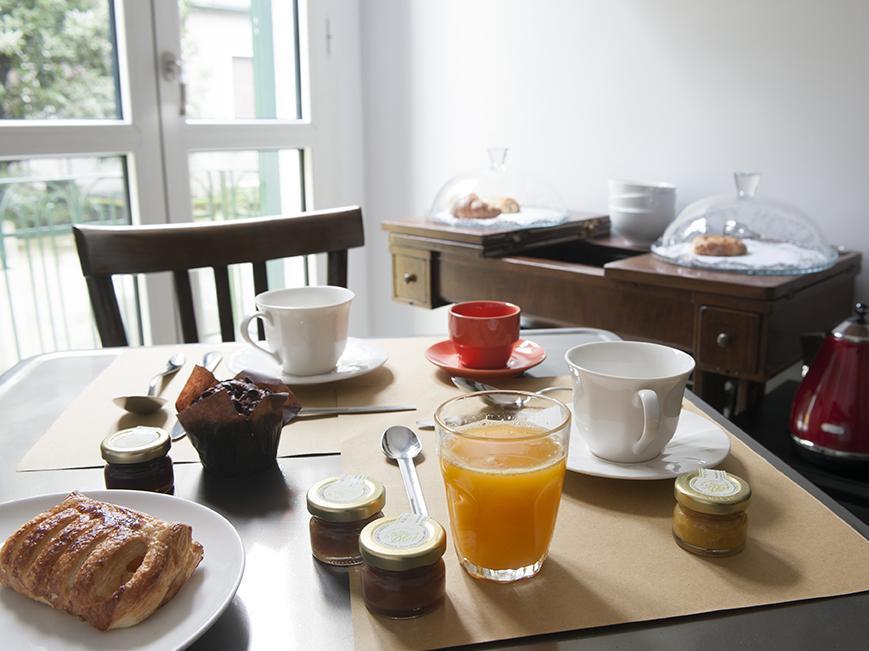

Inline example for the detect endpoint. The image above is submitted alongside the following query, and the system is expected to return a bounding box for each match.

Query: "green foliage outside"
[0,0,121,233]
[0,0,116,119]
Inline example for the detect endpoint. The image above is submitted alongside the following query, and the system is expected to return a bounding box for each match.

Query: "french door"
[0,0,344,370]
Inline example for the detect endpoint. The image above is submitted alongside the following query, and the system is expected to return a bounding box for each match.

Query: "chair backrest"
[73,206,364,347]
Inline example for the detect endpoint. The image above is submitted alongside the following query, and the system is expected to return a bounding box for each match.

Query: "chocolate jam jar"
[359,513,447,618]
[307,475,386,566]
[101,426,174,494]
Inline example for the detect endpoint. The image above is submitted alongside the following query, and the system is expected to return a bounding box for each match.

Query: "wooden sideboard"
[383,215,862,415]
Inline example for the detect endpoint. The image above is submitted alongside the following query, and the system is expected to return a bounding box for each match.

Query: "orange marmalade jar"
[673,469,751,557]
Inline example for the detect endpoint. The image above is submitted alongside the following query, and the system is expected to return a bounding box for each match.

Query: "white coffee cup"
[565,341,695,463]
[240,286,354,376]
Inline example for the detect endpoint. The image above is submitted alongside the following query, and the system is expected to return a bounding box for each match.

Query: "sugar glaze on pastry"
[0,491,203,630]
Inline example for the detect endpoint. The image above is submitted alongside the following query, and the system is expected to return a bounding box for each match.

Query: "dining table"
[0,328,866,650]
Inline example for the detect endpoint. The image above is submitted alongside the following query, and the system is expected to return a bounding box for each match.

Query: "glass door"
[0,1,167,368]
[153,0,320,343]
[0,0,346,370]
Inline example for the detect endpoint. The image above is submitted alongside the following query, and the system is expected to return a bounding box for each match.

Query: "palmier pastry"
[451,193,502,219]
[692,235,748,257]
[0,492,203,630]
[490,196,520,213]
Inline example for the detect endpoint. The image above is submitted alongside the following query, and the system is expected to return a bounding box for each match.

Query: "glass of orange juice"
[435,391,570,582]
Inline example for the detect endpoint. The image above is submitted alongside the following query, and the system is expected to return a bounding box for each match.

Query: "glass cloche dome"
[651,172,837,275]
[428,148,568,228]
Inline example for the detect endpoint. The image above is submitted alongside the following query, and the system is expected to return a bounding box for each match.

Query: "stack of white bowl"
[608,179,677,245]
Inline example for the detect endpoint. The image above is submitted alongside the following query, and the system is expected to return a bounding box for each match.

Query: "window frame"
[0,0,358,350]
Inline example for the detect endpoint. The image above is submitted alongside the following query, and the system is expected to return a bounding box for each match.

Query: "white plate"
[567,410,731,480]
[228,337,388,385]
[0,490,244,651]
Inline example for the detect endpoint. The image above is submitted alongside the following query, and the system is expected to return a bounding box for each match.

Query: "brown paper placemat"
[18,337,447,471]
[341,394,869,650]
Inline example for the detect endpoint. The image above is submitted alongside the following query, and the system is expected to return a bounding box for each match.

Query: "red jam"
[101,426,174,494]
[104,455,174,494]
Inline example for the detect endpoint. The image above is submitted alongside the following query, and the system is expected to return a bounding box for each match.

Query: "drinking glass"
[435,391,570,582]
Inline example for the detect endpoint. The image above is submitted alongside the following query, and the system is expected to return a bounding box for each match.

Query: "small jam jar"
[100,426,174,494]
[673,469,751,557]
[359,513,446,618]
[307,475,386,566]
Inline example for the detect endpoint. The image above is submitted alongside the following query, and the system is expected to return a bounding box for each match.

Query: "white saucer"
[567,410,731,480]
[228,337,387,385]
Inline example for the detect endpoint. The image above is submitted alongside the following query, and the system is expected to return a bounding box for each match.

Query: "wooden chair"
[73,206,364,347]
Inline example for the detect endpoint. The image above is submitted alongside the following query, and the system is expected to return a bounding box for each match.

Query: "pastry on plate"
[692,235,748,256]
[451,193,502,219]
[0,492,203,630]
[490,196,520,214]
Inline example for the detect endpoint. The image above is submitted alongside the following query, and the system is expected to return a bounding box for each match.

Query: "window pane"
[181,0,301,120]
[0,1,121,120]
[188,148,305,341]
[0,156,138,372]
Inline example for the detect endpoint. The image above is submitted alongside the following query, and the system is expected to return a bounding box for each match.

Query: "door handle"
[160,51,186,116]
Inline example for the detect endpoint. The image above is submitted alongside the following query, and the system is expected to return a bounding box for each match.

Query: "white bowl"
[609,207,675,244]
[609,192,676,212]
[609,178,676,196]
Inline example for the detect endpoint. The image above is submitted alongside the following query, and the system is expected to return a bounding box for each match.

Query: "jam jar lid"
[675,469,751,515]
[359,513,446,571]
[100,426,171,465]
[306,474,386,523]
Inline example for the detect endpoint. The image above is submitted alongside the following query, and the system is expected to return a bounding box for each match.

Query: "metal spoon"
[381,425,428,516]
[451,376,572,407]
[113,353,186,414]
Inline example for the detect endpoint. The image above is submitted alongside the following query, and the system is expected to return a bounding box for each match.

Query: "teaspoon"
[451,376,572,407]
[113,353,186,415]
[381,425,428,516]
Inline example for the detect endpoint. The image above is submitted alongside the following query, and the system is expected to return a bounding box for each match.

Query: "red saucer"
[424,339,547,379]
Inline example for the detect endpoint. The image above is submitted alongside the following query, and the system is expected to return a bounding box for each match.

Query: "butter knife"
[296,404,416,417]
[170,351,222,441]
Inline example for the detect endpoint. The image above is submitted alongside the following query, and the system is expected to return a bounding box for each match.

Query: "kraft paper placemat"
[342,398,869,650]
[18,337,449,471]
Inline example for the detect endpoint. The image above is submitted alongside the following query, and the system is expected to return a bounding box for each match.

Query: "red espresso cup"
[449,301,521,369]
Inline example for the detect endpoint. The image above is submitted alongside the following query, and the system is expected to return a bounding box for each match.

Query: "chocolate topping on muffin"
[193,377,271,417]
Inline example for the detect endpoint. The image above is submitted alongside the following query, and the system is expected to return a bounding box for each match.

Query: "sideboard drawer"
[697,306,760,375]
[392,251,432,307]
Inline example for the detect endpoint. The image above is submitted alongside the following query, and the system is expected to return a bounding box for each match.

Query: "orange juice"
[439,423,566,571]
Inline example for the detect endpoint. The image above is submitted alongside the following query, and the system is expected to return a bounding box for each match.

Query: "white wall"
[359,0,869,337]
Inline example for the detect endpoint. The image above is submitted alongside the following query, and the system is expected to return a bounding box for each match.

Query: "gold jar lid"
[675,469,751,515]
[306,475,385,523]
[100,426,171,465]
[359,513,446,571]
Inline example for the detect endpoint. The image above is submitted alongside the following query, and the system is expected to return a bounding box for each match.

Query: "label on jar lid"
[373,513,430,549]
[319,474,371,503]
[689,469,740,497]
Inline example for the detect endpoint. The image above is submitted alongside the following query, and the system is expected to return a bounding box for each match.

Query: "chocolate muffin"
[176,367,301,476]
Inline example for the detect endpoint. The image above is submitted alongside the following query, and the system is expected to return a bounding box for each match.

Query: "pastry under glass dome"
[428,148,568,228]
[651,172,837,275]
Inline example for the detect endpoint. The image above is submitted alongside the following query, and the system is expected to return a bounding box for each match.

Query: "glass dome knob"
[734,172,760,198]
[487,147,509,172]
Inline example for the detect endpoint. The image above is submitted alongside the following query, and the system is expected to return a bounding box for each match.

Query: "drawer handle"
[716,333,731,348]
[402,272,417,284]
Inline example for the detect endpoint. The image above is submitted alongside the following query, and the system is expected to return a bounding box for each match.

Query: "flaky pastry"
[692,235,748,257]
[0,491,203,630]
[451,193,502,219]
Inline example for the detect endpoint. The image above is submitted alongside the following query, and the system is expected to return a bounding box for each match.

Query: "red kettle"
[790,302,869,462]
